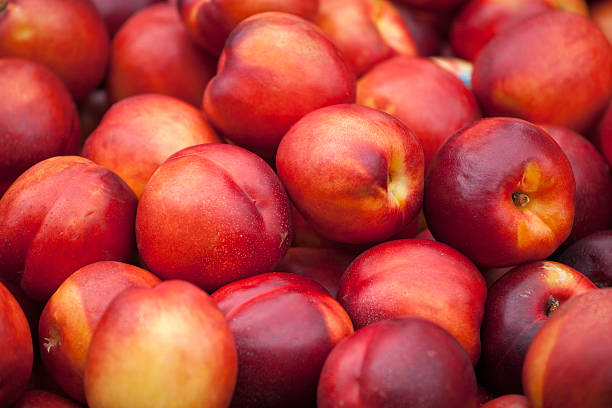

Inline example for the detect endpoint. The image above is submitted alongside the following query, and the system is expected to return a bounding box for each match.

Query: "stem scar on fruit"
[512,192,530,207]
[0,0,8,15]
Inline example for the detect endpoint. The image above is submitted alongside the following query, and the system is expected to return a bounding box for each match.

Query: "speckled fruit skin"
[338,239,487,365]
[0,281,33,407]
[357,56,481,169]
[450,0,588,61]
[0,58,80,197]
[108,3,217,107]
[82,94,220,197]
[203,12,356,157]
[39,261,160,403]
[136,143,293,292]
[13,389,83,408]
[274,247,355,298]
[317,0,418,77]
[212,272,354,408]
[317,317,479,408]
[523,289,612,408]
[0,0,109,101]
[472,11,612,134]
[481,394,530,408]
[276,104,424,245]
[84,280,237,408]
[424,117,575,268]
[538,124,612,244]
[90,0,162,37]
[557,230,612,288]
[478,261,596,395]
[0,156,138,302]
[178,0,318,55]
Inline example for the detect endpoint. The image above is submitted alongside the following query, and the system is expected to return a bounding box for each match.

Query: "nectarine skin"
[357,56,481,168]
[317,0,418,76]
[450,0,588,61]
[0,58,80,197]
[472,11,612,133]
[523,289,612,408]
[338,239,487,364]
[557,230,612,288]
[424,117,575,267]
[136,143,293,292]
[598,101,612,168]
[82,94,220,197]
[108,3,217,107]
[481,394,530,408]
[39,261,160,403]
[212,273,354,408]
[273,247,355,298]
[203,12,356,156]
[84,280,238,408]
[0,0,109,101]
[317,317,479,408]
[0,156,138,301]
[478,261,596,394]
[13,389,82,408]
[277,104,424,244]
[538,124,612,244]
[90,0,162,36]
[178,0,319,55]
[0,281,33,407]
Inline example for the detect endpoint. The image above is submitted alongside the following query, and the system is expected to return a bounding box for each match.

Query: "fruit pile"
[1,0,612,407]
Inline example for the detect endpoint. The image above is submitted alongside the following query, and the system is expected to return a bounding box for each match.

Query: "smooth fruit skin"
[450,0,588,61]
[538,124,612,244]
[90,0,162,37]
[0,58,80,197]
[212,272,354,408]
[84,280,237,408]
[178,0,318,55]
[203,12,356,157]
[276,104,424,245]
[394,4,442,56]
[393,0,466,11]
[481,395,530,408]
[317,317,479,408]
[598,101,612,168]
[82,94,220,197]
[136,143,293,292]
[592,0,612,45]
[273,247,355,298]
[0,281,33,407]
[317,0,418,77]
[0,0,109,101]
[478,261,597,395]
[523,289,612,408]
[357,56,481,169]
[13,389,82,408]
[338,239,487,365]
[108,3,217,107]
[557,230,612,287]
[0,156,138,301]
[424,117,575,268]
[39,261,160,403]
[472,11,612,134]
